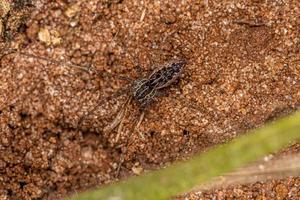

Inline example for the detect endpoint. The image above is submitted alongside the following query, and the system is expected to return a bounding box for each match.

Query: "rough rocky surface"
[0,0,299,199]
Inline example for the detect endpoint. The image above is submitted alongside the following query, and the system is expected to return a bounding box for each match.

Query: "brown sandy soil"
[0,0,299,199]
[176,177,300,200]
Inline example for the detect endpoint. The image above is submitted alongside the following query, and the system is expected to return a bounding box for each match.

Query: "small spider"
[79,59,187,139]
[133,59,186,108]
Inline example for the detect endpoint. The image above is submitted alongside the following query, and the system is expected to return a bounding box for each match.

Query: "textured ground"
[177,177,300,200]
[0,0,299,199]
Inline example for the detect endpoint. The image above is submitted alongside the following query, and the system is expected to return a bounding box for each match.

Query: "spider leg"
[1,49,133,82]
[103,96,132,134]
[17,51,134,82]
[77,87,130,129]
[134,111,145,140]
[115,153,125,178]
[132,89,157,139]
[114,109,145,177]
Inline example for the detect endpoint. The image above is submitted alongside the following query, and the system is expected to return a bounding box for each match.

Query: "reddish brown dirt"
[176,177,300,200]
[0,0,299,199]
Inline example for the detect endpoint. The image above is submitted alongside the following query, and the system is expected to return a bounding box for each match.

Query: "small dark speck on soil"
[183,129,189,136]
[7,123,17,130]
[19,181,27,189]
[149,130,155,137]
[19,111,30,120]
[8,105,15,111]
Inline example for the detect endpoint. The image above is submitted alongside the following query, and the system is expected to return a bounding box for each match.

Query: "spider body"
[132,59,186,108]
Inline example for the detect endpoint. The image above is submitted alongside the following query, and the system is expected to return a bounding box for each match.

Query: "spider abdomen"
[132,59,186,108]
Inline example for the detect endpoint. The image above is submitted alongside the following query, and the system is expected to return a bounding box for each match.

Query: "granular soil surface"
[0,0,299,199]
